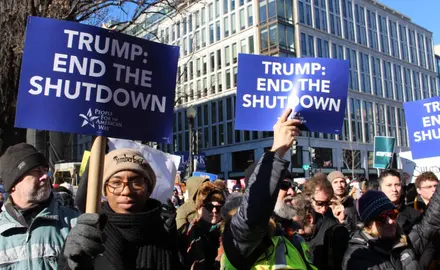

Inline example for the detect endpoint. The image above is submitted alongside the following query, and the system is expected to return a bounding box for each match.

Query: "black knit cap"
[0,143,48,192]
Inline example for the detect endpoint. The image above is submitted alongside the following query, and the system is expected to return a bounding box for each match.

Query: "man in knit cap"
[0,143,79,269]
[61,148,182,270]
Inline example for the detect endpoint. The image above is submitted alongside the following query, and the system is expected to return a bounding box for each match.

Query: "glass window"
[394,64,403,101]
[231,0,236,10]
[248,5,253,26]
[216,21,221,41]
[204,104,209,125]
[232,43,237,63]
[209,24,214,44]
[226,69,231,89]
[217,48,222,69]
[212,102,217,123]
[240,38,247,53]
[259,0,267,24]
[399,25,409,61]
[269,24,278,48]
[367,10,378,50]
[227,98,232,120]
[224,17,229,37]
[249,36,254,53]
[219,100,224,122]
[216,0,220,17]
[227,122,233,144]
[231,13,237,34]
[240,9,246,30]
[209,3,214,21]
[261,28,269,51]
[225,46,231,66]
[224,0,229,14]
[378,15,389,54]
[268,0,276,20]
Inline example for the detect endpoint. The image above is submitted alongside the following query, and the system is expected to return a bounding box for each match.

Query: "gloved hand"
[161,199,177,232]
[64,213,105,270]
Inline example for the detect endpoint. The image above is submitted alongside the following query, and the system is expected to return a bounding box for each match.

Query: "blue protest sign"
[15,17,179,143]
[176,152,206,171]
[192,171,218,181]
[404,96,440,160]
[373,136,395,169]
[235,54,349,134]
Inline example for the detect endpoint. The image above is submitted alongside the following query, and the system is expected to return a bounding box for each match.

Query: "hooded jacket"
[342,183,440,270]
[176,177,208,231]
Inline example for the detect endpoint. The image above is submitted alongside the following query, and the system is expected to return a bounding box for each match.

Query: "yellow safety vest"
[223,236,317,270]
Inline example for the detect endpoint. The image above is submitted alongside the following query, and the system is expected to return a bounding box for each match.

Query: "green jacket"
[0,194,79,269]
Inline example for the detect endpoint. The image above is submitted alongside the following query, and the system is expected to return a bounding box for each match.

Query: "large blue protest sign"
[15,17,179,143]
[373,136,395,169]
[404,96,440,160]
[235,54,349,134]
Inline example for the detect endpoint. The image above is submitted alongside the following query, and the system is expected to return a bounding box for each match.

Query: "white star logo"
[79,109,100,128]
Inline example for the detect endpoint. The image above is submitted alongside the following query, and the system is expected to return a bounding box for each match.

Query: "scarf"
[95,200,178,270]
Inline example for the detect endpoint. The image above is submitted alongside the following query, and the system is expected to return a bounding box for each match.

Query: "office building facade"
[123,0,437,179]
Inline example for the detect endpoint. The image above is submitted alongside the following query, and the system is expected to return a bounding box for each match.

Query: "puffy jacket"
[176,177,209,231]
[342,184,440,270]
[222,151,314,269]
[0,194,79,269]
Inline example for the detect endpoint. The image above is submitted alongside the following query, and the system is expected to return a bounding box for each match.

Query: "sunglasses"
[312,197,330,207]
[280,180,297,191]
[374,209,399,224]
[204,203,223,212]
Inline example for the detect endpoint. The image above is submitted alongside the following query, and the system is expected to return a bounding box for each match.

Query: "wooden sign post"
[86,136,107,214]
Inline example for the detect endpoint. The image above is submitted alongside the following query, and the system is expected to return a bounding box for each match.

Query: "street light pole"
[186,106,197,178]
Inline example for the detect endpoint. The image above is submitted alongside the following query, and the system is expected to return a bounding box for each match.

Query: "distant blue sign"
[15,17,179,143]
[235,54,349,134]
[192,171,217,181]
[404,96,440,159]
[176,152,206,171]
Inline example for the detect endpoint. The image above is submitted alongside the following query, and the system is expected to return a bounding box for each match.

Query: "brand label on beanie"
[113,154,147,167]
[18,161,27,170]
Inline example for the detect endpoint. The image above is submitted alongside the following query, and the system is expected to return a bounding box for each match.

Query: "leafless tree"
[342,133,362,180]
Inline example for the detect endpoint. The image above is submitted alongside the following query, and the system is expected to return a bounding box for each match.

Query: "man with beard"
[0,143,79,269]
[276,194,349,270]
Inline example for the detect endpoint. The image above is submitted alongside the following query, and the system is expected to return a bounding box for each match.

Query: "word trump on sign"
[235,54,349,134]
[15,17,179,143]
[404,96,440,160]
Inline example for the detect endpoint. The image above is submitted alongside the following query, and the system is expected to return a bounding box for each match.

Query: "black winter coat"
[342,184,440,270]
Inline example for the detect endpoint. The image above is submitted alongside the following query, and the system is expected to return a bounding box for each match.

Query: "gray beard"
[274,199,297,220]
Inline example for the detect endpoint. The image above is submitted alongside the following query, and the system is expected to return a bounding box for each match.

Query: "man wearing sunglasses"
[343,187,440,270]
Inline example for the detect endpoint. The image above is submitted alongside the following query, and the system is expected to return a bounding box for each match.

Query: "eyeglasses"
[106,179,145,195]
[374,209,399,224]
[204,203,223,212]
[312,197,330,207]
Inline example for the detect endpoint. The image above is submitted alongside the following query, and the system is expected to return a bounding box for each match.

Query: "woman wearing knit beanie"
[60,148,183,270]
[342,187,440,270]
[182,181,225,270]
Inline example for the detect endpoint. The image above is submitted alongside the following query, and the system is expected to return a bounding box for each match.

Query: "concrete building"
[118,0,438,180]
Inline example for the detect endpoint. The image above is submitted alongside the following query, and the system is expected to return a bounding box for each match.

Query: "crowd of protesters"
[0,108,439,269]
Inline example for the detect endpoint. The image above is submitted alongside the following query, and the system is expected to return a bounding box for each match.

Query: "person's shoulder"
[401,204,422,218]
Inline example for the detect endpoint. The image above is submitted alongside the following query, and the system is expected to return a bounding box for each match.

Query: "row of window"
[301,33,438,101]
[298,0,435,71]
[175,36,255,104]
